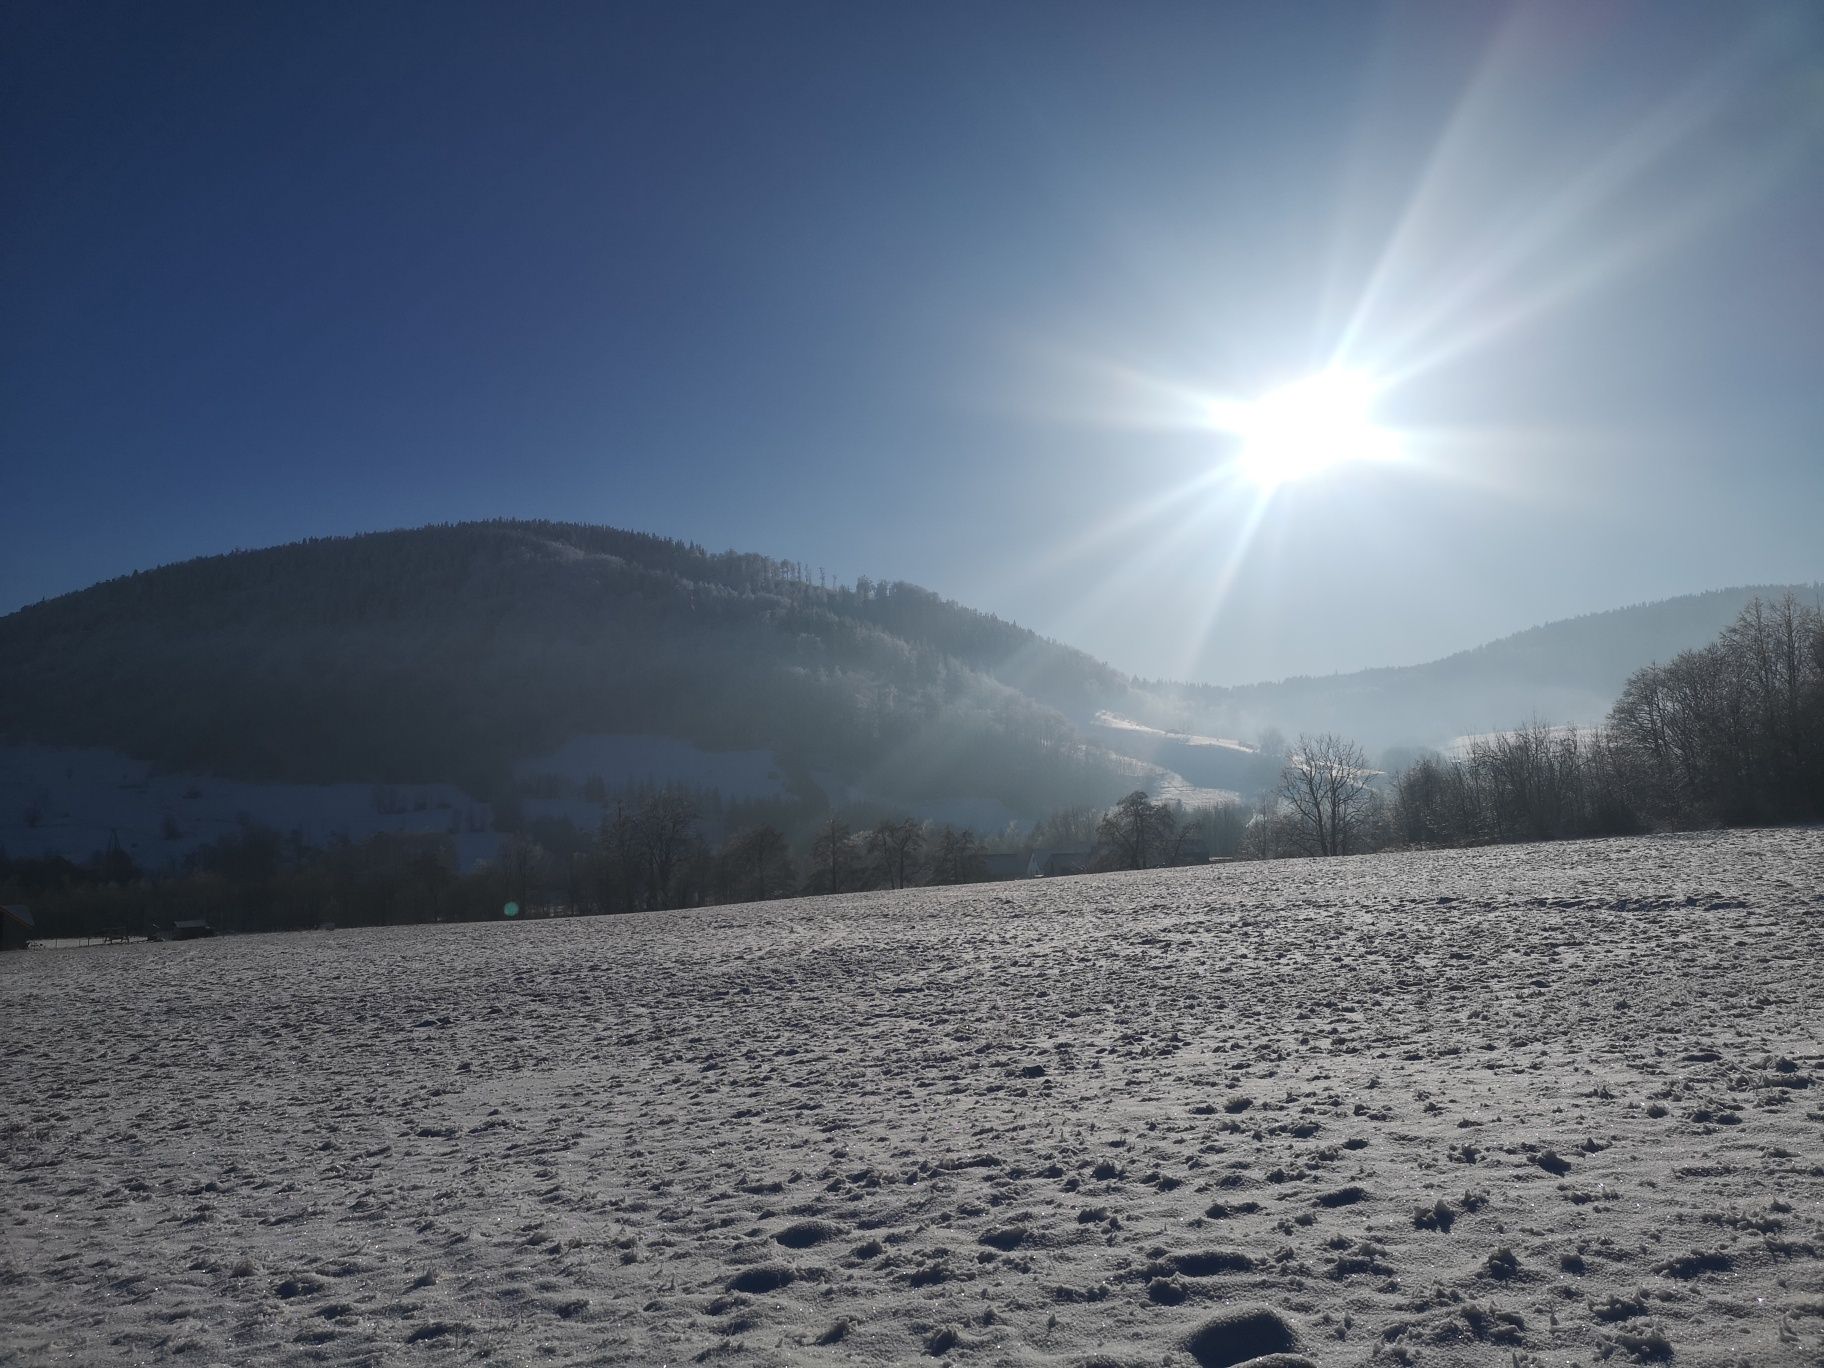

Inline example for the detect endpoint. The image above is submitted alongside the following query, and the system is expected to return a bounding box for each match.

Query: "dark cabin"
[979,853,1028,881]
[171,919,216,940]
[1028,849,1091,878]
[1,904,33,951]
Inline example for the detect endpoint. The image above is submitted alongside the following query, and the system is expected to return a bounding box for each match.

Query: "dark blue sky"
[5,1,1821,682]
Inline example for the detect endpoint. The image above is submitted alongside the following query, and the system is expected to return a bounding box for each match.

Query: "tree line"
[4,781,1252,940]
[1249,595,1824,856]
[10,596,1814,939]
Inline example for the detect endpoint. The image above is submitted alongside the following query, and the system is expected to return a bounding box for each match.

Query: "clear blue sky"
[4,1,1821,683]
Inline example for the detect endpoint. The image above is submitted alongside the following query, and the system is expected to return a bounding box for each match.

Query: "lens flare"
[1230,371,1397,490]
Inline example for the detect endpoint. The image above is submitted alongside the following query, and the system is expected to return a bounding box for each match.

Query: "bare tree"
[1277,733,1375,856]
[1610,594,1824,824]
[719,824,793,902]
[594,800,642,913]
[810,815,854,893]
[1390,751,1466,846]
[1095,790,1178,870]
[866,817,924,890]
[498,831,546,910]
[635,789,699,907]
[1177,801,1247,860]
[1030,805,1101,850]
[928,825,984,885]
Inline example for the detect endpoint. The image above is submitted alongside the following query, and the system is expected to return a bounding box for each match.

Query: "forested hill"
[0,521,1138,813]
[4,521,1811,810]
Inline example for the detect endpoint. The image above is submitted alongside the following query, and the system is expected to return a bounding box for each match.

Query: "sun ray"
[1330,8,1533,367]
[1163,486,1278,685]
[1348,6,1810,389]
[1371,58,1745,380]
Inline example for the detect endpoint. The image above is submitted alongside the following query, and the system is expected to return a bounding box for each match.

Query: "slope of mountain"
[0,521,1144,822]
[2,520,1811,855]
[1151,583,1823,755]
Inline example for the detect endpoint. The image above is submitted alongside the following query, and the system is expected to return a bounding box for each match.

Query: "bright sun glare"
[1228,371,1395,490]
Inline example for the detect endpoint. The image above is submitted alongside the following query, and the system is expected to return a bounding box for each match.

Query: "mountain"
[0,521,1161,828]
[1148,583,1824,756]
[1,521,1813,863]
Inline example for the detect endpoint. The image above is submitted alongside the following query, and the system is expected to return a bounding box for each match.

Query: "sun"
[1229,370,1395,490]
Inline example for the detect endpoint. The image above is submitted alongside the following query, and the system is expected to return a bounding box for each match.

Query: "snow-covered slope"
[0,743,493,871]
[4,826,1820,1364]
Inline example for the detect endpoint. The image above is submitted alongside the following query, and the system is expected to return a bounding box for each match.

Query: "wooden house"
[979,853,1029,881]
[1027,849,1091,878]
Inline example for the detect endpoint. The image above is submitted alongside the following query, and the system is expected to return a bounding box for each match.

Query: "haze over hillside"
[2,521,1811,858]
[0,522,1144,821]
[1153,583,1824,755]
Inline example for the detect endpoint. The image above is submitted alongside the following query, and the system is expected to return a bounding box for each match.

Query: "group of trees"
[1,828,510,941]
[1076,791,1247,870]
[1251,595,1824,856]
[6,779,1264,940]
[1090,792,1191,869]
[1609,594,1823,825]
[1383,723,1639,848]
[1387,595,1823,846]
[1151,584,1816,757]
[571,801,997,909]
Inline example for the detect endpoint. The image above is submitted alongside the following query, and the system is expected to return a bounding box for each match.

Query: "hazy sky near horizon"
[5,1,1822,684]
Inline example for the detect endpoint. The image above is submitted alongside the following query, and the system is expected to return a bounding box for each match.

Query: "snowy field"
[4,828,1823,1367]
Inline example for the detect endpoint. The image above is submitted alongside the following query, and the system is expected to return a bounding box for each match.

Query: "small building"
[1,905,33,952]
[171,919,216,940]
[1028,849,1091,878]
[979,853,1029,882]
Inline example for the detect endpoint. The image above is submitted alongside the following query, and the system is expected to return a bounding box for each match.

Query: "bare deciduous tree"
[1611,593,1824,823]
[810,815,854,893]
[928,825,984,885]
[866,817,924,890]
[719,824,793,902]
[1277,733,1375,856]
[1030,805,1100,850]
[635,789,699,907]
[1096,790,1178,870]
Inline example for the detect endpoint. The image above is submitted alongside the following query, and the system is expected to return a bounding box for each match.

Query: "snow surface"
[1145,771,1244,809]
[1093,713,1256,752]
[1102,749,1242,809]
[0,735,792,872]
[0,745,493,871]
[0,736,1022,873]
[4,827,1823,1366]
